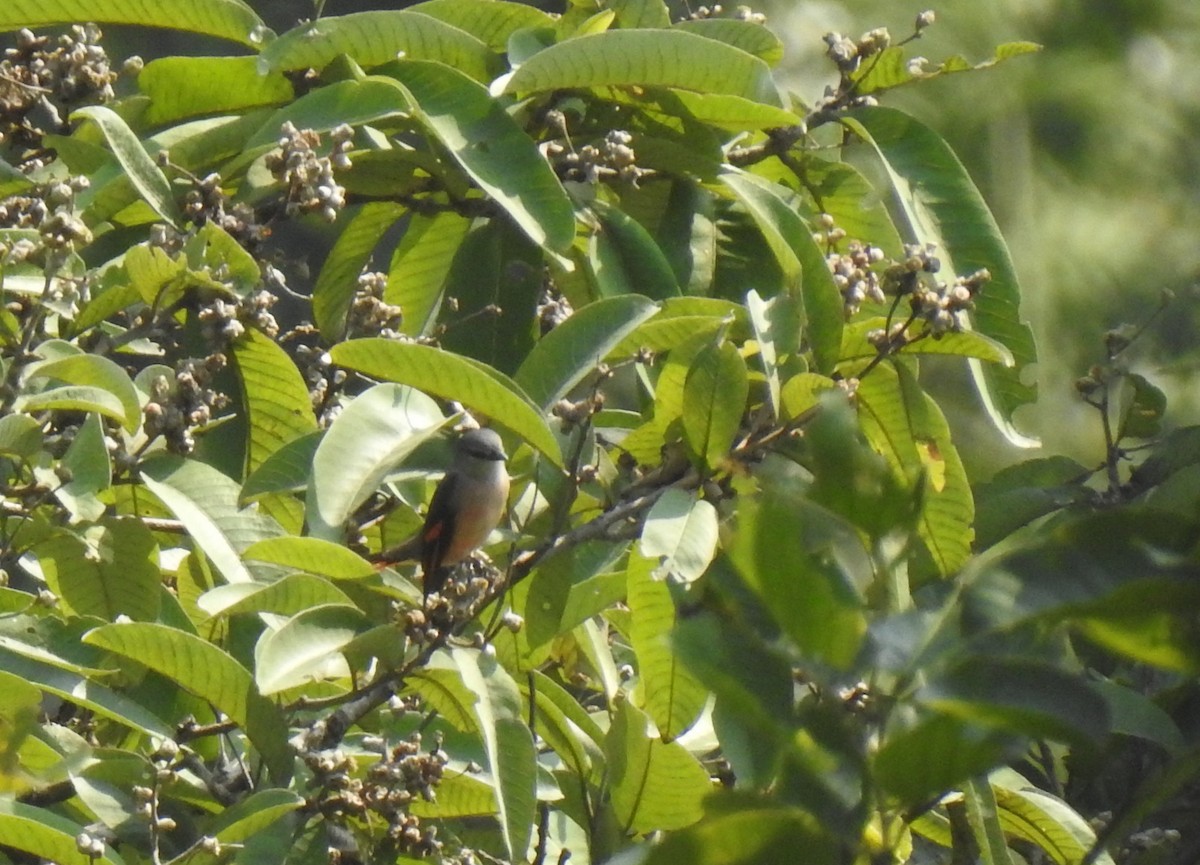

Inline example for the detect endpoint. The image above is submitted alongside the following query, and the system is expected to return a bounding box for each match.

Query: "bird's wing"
[420,471,460,595]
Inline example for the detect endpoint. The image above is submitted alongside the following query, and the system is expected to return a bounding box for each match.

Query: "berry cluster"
[685,5,767,24]
[265,122,353,223]
[544,126,643,185]
[142,357,230,455]
[346,271,403,338]
[0,25,119,154]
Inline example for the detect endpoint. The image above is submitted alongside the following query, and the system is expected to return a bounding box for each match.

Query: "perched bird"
[373,428,510,598]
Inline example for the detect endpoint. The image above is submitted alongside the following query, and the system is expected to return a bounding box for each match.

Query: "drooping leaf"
[84,622,293,783]
[503,29,780,107]
[231,327,318,474]
[844,106,1038,446]
[313,202,408,341]
[720,171,842,373]
[71,106,181,226]
[388,210,473,337]
[331,339,564,467]
[260,10,493,82]
[0,0,272,48]
[243,77,414,151]
[964,776,1018,865]
[140,56,293,126]
[991,773,1116,865]
[140,454,283,584]
[242,536,379,581]
[22,353,141,432]
[681,339,747,472]
[0,799,125,865]
[386,60,576,252]
[13,385,127,428]
[587,200,682,300]
[254,604,371,694]
[304,383,447,542]
[200,572,355,619]
[627,552,709,739]
[516,294,659,410]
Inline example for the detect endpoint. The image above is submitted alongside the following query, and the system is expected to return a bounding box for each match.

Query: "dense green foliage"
[0,2,1197,864]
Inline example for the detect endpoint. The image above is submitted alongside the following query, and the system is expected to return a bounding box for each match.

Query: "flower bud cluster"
[823,27,892,75]
[824,237,887,317]
[536,285,573,335]
[181,171,270,252]
[265,122,353,222]
[0,25,117,150]
[142,356,229,454]
[197,289,280,345]
[410,556,505,643]
[544,129,643,185]
[347,271,403,338]
[684,5,767,24]
[362,735,448,857]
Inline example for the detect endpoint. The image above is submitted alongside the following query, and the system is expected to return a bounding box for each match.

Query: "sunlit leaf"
[0,0,271,48]
[140,56,293,125]
[34,518,160,622]
[255,604,371,694]
[71,106,181,226]
[639,488,718,584]
[681,339,747,472]
[231,327,318,474]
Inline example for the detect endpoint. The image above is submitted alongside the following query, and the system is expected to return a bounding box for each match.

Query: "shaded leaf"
[388,210,473,337]
[140,56,293,125]
[681,339,747,472]
[313,202,408,341]
[231,327,318,474]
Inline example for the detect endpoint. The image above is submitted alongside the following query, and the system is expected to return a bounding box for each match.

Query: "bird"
[373,428,510,599]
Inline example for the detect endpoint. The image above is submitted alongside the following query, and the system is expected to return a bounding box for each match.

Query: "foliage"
[0,2,1196,865]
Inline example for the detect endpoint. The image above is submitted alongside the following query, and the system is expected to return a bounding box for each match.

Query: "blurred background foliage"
[70,0,1200,473]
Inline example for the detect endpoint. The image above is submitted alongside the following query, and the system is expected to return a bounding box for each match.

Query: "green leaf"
[791,156,903,256]
[71,105,181,226]
[0,413,44,460]
[386,60,576,252]
[875,714,1016,806]
[409,0,555,50]
[588,200,681,300]
[516,294,659,410]
[34,518,160,622]
[231,327,318,473]
[240,430,322,502]
[681,339,747,472]
[208,788,305,844]
[964,776,1018,865]
[387,210,473,337]
[525,669,606,782]
[608,296,748,358]
[991,774,1116,865]
[745,289,800,416]
[627,552,709,739]
[140,56,293,126]
[523,540,625,651]
[0,640,173,738]
[14,385,126,427]
[840,318,1014,367]
[1086,679,1184,753]
[609,0,671,28]
[305,383,447,542]
[200,572,355,619]
[504,29,780,106]
[243,536,378,581]
[856,363,974,577]
[450,647,538,863]
[0,0,271,48]
[920,657,1109,746]
[0,799,125,865]
[606,699,710,833]
[720,171,843,373]
[1116,372,1166,440]
[639,489,718,585]
[673,17,784,65]
[851,41,1041,96]
[260,10,492,82]
[313,202,408,341]
[844,107,1038,446]
[23,353,141,432]
[140,454,283,584]
[644,804,839,865]
[331,339,565,468]
[84,622,293,783]
[243,77,414,150]
[255,604,371,694]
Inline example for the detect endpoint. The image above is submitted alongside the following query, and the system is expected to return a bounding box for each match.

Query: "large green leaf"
[720,171,843,373]
[504,29,780,107]
[200,572,355,619]
[0,799,126,865]
[644,805,839,865]
[673,17,784,65]
[681,339,747,472]
[627,552,709,739]
[313,202,408,341]
[991,772,1116,865]
[231,327,318,474]
[71,106,181,226]
[34,518,160,622]
[13,385,127,428]
[409,0,554,50]
[844,107,1038,446]
[964,776,1018,865]
[0,0,271,47]
[254,604,371,694]
[242,536,379,581]
[606,699,710,833]
[385,60,576,252]
[243,77,414,151]
[84,622,292,783]
[240,430,322,503]
[331,339,564,467]
[639,488,718,585]
[516,294,658,410]
[856,363,974,578]
[388,210,473,337]
[140,455,283,584]
[450,647,538,863]
[304,383,447,542]
[587,199,681,300]
[23,353,141,432]
[140,56,293,126]
[260,10,493,81]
